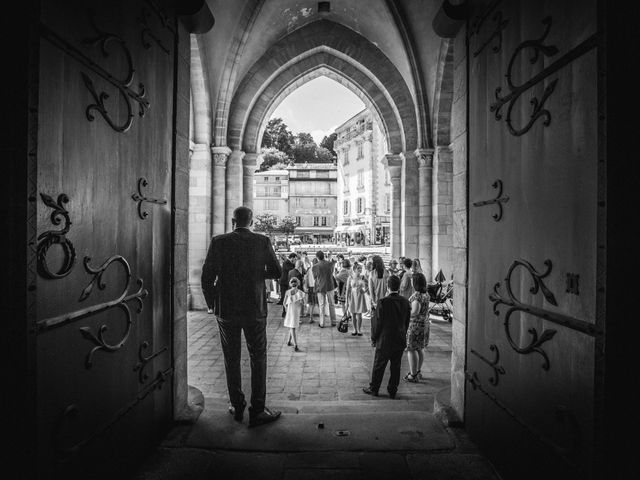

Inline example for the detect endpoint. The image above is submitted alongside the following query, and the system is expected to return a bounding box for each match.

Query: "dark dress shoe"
[249,407,282,428]
[362,387,379,396]
[388,391,397,399]
[228,401,247,422]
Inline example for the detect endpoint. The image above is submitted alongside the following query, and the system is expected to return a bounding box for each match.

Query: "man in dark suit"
[201,206,283,427]
[311,250,337,327]
[278,252,298,314]
[363,275,410,399]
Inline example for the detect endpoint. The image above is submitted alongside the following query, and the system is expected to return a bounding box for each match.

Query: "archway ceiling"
[201,0,444,148]
[226,21,416,153]
[242,57,400,154]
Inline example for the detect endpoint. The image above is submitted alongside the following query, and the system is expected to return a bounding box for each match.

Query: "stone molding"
[211,146,231,167]
[415,148,435,168]
[242,152,261,167]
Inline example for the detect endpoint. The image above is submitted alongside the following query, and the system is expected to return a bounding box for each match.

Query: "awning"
[334,225,349,233]
[347,225,367,233]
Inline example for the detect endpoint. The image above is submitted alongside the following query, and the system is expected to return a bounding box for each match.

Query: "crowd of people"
[201,206,437,428]
[268,249,431,385]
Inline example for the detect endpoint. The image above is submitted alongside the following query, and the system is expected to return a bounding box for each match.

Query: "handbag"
[337,313,350,333]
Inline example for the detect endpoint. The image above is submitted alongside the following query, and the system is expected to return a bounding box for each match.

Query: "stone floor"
[130,300,501,480]
[187,295,453,407]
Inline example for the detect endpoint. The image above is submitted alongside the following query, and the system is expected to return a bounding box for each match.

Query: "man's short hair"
[342,259,351,268]
[288,252,297,259]
[302,251,307,255]
[402,258,413,269]
[232,206,252,226]
[316,251,325,260]
[389,259,398,265]
[387,275,401,291]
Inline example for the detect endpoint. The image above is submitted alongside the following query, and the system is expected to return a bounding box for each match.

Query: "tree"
[315,146,335,163]
[290,142,318,164]
[295,132,316,146]
[258,147,290,171]
[253,213,278,242]
[261,118,295,155]
[320,132,337,157]
[278,215,298,250]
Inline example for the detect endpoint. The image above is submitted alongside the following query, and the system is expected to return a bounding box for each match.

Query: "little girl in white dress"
[284,277,305,351]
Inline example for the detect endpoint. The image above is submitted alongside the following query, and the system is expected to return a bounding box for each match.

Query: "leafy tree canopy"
[253,213,279,237]
[295,132,316,146]
[320,132,337,157]
[261,118,295,155]
[258,147,291,171]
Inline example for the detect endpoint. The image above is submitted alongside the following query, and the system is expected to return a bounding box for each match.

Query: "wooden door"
[465,1,603,478]
[33,1,177,476]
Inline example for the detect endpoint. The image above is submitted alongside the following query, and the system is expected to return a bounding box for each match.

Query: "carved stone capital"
[211,146,231,167]
[415,148,434,168]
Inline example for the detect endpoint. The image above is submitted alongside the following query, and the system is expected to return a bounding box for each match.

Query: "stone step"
[178,409,455,453]
[203,397,433,415]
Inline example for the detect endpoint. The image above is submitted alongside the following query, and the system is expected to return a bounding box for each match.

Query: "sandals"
[403,372,418,383]
[416,370,423,380]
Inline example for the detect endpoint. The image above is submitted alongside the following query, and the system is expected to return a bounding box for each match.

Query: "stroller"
[426,270,453,322]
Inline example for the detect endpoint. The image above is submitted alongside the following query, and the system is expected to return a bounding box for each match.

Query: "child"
[284,277,305,351]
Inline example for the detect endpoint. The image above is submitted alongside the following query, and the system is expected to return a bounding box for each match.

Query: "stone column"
[211,146,230,236]
[416,148,434,279]
[432,145,454,279]
[243,152,261,210]
[383,154,403,258]
[188,143,212,310]
[225,150,245,230]
[401,152,420,259]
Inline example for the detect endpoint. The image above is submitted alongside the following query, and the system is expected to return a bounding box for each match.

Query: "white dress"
[283,288,305,328]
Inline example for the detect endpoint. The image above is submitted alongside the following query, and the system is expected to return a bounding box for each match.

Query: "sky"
[270,76,366,144]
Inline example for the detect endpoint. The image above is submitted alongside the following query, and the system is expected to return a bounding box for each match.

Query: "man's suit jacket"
[312,260,335,293]
[201,228,282,320]
[371,293,410,355]
[280,259,295,285]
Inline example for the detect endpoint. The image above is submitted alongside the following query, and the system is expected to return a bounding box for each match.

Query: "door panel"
[466,1,602,478]
[35,1,176,477]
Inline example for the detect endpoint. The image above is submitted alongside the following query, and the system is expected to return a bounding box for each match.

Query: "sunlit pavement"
[132,301,502,480]
[187,295,452,410]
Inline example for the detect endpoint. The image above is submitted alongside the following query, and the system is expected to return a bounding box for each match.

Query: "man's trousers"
[216,316,267,413]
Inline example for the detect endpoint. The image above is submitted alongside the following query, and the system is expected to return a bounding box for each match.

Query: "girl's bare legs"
[290,327,298,347]
[354,313,362,334]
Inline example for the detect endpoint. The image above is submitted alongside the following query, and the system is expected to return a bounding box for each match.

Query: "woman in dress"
[283,277,305,351]
[344,262,369,336]
[303,257,318,321]
[368,255,389,314]
[411,258,424,275]
[334,259,351,314]
[403,272,430,382]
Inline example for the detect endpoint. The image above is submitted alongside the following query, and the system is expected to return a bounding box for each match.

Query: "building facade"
[287,162,337,243]
[253,169,289,218]
[334,109,390,246]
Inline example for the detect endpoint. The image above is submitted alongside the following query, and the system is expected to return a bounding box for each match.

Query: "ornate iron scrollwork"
[37,193,76,279]
[131,177,168,219]
[490,17,559,136]
[77,255,148,368]
[470,344,505,386]
[138,5,171,54]
[472,179,509,221]
[133,341,168,383]
[469,0,508,57]
[81,11,149,132]
[490,259,558,371]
